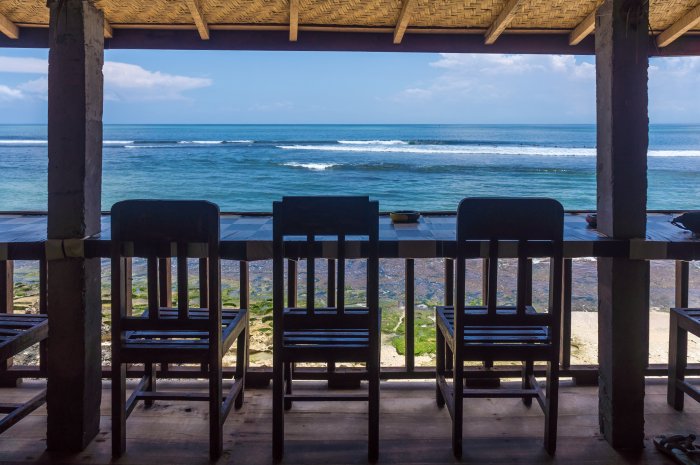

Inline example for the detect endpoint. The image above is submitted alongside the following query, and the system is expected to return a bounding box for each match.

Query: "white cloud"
[17,77,48,94]
[0,56,48,74]
[0,85,23,100]
[0,56,212,101]
[392,53,598,122]
[103,62,212,100]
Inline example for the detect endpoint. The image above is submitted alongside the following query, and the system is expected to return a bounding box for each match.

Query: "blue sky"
[0,48,698,124]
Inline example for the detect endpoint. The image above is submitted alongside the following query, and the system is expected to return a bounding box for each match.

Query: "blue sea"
[1,124,700,212]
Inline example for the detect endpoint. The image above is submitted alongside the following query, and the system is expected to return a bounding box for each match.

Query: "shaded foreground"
[1,379,699,464]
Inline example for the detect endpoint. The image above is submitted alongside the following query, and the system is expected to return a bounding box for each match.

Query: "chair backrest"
[110,200,221,339]
[455,197,564,327]
[272,196,379,320]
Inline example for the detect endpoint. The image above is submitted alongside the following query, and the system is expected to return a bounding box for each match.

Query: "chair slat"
[307,234,315,315]
[147,256,159,320]
[487,239,498,316]
[177,243,188,320]
[337,235,345,314]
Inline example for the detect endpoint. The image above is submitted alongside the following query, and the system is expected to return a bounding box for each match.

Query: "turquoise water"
[1,124,700,212]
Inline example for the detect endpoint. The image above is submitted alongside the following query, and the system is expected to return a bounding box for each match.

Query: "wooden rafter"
[485,0,521,45]
[393,0,416,44]
[103,20,113,39]
[0,12,19,39]
[289,0,299,42]
[185,0,209,40]
[569,6,598,45]
[657,3,700,48]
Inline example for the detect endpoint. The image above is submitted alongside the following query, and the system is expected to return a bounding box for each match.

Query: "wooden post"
[405,259,415,371]
[46,0,104,452]
[595,0,649,449]
[0,260,16,387]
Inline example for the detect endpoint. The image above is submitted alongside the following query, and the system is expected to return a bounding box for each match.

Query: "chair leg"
[435,326,446,408]
[273,356,285,462]
[284,362,293,411]
[209,360,223,461]
[235,325,248,410]
[544,360,559,456]
[452,350,463,458]
[668,313,687,411]
[368,359,380,462]
[522,360,533,407]
[112,363,126,458]
[144,362,156,409]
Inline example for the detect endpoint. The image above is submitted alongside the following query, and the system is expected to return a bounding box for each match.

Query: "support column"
[46,0,104,452]
[595,0,649,450]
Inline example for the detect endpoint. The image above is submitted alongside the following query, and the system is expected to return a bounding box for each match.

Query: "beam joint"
[569,5,598,46]
[485,0,521,45]
[289,0,299,42]
[657,3,700,48]
[393,0,416,45]
[185,0,209,40]
[0,12,19,39]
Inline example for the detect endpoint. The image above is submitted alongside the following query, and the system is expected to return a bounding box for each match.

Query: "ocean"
[1,123,700,212]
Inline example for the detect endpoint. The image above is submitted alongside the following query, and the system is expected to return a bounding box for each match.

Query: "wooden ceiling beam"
[289,0,299,42]
[0,12,19,39]
[657,3,700,48]
[569,6,597,45]
[485,0,522,45]
[185,0,209,40]
[393,0,416,44]
[103,20,113,39]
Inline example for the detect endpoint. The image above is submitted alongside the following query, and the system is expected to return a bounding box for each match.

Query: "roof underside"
[1,0,699,55]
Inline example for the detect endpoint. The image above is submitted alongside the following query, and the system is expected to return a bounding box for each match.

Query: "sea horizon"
[2,123,700,212]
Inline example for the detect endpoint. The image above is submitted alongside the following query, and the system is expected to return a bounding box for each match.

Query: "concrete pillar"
[595,0,649,449]
[46,0,104,452]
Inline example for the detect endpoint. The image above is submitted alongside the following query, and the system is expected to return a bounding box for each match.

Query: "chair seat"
[122,307,246,361]
[436,306,552,359]
[281,307,371,362]
[0,314,48,361]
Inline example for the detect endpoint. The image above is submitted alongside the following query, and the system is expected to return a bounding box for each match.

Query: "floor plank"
[0,379,697,464]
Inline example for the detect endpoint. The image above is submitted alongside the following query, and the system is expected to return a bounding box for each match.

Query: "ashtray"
[390,211,420,224]
[585,213,597,228]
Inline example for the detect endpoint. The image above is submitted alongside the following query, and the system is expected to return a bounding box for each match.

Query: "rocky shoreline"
[9,258,700,368]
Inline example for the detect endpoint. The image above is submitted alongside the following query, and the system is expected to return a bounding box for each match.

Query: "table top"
[0,212,698,261]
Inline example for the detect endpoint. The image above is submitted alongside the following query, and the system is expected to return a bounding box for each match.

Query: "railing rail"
[1,254,697,387]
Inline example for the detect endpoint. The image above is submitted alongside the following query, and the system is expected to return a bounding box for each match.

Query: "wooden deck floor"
[0,379,696,464]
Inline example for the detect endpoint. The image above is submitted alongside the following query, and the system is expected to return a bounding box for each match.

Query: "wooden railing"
[1,254,697,387]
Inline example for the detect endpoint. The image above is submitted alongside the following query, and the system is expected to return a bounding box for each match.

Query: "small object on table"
[672,212,700,235]
[390,211,420,224]
[585,213,597,228]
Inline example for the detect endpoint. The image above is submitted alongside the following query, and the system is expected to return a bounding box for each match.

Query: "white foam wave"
[104,140,134,144]
[338,140,407,145]
[0,139,47,144]
[278,143,700,158]
[177,140,253,144]
[283,162,338,171]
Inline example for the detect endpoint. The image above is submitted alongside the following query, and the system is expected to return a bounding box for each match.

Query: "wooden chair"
[668,307,700,410]
[0,313,48,434]
[435,198,564,457]
[110,200,248,460]
[272,196,380,462]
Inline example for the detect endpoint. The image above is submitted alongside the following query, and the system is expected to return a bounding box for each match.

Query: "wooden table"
[0,211,698,384]
[1,212,698,261]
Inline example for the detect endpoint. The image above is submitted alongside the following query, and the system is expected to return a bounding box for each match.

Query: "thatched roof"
[0,0,698,51]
